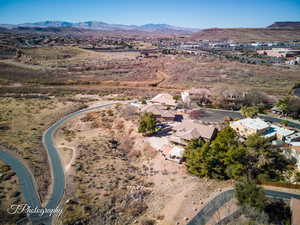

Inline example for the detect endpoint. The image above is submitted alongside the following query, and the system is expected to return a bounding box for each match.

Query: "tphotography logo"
[7,204,63,217]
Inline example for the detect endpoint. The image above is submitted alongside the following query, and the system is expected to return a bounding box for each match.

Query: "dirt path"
[156,71,170,87]
[100,70,170,88]
[56,145,75,173]
[0,59,55,70]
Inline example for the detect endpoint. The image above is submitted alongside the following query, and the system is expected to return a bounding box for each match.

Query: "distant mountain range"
[2,21,300,40]
[0,21,199,33]
[267,21,300,29]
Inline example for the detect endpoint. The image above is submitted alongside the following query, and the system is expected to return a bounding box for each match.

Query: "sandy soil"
[143,151,232,225]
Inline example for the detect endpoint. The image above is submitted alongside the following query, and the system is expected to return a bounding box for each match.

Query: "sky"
[0,0,300,28]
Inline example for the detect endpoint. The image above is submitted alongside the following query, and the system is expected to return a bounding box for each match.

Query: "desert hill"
[190,22,300,42]
[267,21,300,29]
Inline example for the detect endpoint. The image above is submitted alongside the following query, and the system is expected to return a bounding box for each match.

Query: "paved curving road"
[0,151,41,209]
[187,189,300,225]
[42,103,114,211]
[0,102,114,225]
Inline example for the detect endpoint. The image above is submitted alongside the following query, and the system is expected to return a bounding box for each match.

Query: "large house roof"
[174,120,216,140]
[141,104,164,115]
[141,104,176,118]
[175,128,201,140]
[150,93,177,106]
[231,118,269,131]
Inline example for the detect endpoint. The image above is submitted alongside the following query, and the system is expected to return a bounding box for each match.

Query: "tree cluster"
[212,89,271,111]
[235,179,291,225]
[276,96,300,119]
[184,127,295,224]
[184,127,294,181]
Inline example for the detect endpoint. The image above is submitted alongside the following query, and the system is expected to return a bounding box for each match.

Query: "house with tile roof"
[150,93,178,107]
[140,104,176,121]
[171,120,217,144]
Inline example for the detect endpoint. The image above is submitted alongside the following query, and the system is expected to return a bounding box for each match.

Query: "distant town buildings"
[257,48,300,58]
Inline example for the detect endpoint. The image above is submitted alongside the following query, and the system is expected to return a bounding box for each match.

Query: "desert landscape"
[1,1,300,225]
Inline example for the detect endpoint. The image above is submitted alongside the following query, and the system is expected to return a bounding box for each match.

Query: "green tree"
[206,127,240,179]
[243,134,294,181]
[184,129,294,182]
[276,96,300,118]
[235,179,267,213]
[276,97,289,114]
[184,142,209,177]
[241,106,259,118]
[264,200,291,225]
[184,127,242,179]
[138,112,157,135]
[236,179,292,225]
[224,145,247,180]
[185,138,205,151]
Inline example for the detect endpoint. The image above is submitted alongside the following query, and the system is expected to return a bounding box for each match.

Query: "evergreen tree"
[241,106,259,118]
[138,112,157,135]
[235,179,267,213]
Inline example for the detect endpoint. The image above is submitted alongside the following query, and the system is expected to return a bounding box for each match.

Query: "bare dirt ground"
[3,46,300,97]
[144,151,232,225]
[53,102,232,225]
[159,55,300,95]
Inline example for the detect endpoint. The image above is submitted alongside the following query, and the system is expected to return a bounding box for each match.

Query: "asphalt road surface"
[0,102,114,225]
